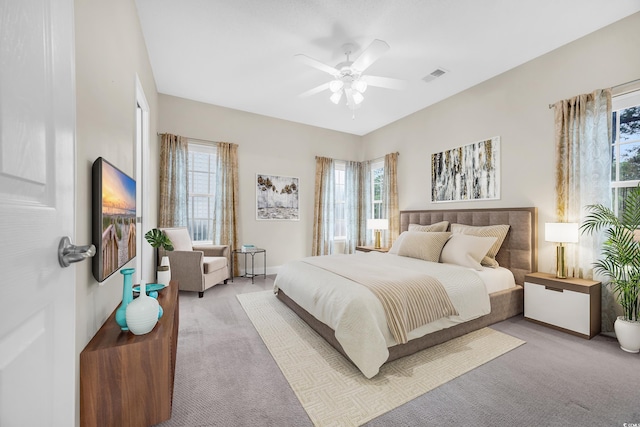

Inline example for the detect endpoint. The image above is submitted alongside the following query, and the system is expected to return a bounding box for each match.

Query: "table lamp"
[367,219,389,249]
[545,222,579,279]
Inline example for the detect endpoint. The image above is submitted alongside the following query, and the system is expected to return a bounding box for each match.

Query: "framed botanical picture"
[256,173,299,220]
[431,136,500,202]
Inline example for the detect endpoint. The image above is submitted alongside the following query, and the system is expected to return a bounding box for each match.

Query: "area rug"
[237,290,525,427]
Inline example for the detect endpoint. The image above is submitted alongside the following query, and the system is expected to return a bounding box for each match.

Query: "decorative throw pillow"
[388,231,407,255]
[450,224,510,268]
[397,231,451,262]
[440,234,497,270]
[408,221,449,232]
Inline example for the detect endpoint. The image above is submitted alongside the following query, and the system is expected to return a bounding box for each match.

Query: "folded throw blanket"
[303,255,458,344]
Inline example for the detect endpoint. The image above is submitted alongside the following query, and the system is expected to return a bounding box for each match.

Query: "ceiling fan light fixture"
[352,91,364,105]
[330,91,343,104]
[329,80,344,93]
[352,79,367,93]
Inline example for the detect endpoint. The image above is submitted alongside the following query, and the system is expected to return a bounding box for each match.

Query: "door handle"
[58,236,96,267]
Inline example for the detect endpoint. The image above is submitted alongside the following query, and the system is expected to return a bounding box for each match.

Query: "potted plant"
[581,185,640,353]
[144,228,174,285]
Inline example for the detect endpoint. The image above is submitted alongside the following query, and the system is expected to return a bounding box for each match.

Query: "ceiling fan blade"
[351,39,390,73]
[295,54,340,77]
[299,82,330,98]
[360,75,407,91]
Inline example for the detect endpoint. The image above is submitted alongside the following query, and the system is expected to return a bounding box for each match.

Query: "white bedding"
[273,252,509,378]
[474,265,516,294]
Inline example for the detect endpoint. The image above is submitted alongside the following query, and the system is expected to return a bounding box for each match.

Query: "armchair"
[160,227,230,298]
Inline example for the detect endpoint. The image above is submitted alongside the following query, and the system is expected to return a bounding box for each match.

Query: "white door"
[0,0,77,426]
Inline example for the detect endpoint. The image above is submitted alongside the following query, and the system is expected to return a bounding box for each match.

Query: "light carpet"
[237,290,525,427]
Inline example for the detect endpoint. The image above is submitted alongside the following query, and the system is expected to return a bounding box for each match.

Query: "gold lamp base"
[374,230,382,249]
[556,244,567,279]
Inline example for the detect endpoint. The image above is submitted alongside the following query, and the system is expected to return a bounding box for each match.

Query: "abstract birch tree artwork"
[431,137,500,202]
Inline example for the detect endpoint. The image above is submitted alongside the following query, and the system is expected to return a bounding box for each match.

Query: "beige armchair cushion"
[203,257,227,274]
[162,227,193,251]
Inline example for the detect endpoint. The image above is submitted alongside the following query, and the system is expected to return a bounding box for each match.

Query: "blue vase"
[115,268,135,331]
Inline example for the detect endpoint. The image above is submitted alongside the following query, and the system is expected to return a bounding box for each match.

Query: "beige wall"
[74,0,159,423]
[362,12,640,275]
[158,95,362,270]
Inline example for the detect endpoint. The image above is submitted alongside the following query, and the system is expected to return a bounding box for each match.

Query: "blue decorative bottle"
[115,268,135,330]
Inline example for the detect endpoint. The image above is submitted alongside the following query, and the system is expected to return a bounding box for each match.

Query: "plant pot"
[614,316,640,353]
[157,267,171,286]
[157,257,171,286]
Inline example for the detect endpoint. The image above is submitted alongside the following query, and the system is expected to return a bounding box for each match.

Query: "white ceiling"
[134,0,640,136]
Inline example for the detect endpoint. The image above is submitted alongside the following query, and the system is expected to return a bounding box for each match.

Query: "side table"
[231,248,266,283]
[524,272,601,339]
[355,246,390,253]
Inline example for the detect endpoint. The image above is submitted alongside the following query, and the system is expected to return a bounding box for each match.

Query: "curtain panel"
[213,142,240,276]
[312,156,335,256]
[159,133,189,228]
[553,88,613,329]
[358,160,373,247]
[344,160,364,253]
[383,152,400,247]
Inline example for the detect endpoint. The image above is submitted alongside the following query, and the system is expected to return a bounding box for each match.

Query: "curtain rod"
[315,152,399,162]
[548,78,640,109]
[157,132,217,145]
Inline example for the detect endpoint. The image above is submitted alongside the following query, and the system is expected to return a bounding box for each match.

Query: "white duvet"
[273,252,499,378]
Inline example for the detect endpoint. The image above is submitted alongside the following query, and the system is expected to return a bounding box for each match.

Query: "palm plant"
[144,228,174,251]
[581,185,640,321]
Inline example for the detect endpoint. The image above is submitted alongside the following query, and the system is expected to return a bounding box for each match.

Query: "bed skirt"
[276,285,523,364]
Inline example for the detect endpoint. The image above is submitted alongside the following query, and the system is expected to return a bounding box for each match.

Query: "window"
[611,90,640,216]
[332,159,384,239]
[187,142,217,242]
[371,160,384,219]
[334,161,346,239]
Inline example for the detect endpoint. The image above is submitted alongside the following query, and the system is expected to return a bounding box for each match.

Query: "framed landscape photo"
[256,173,299,220]
[431,136,500,203]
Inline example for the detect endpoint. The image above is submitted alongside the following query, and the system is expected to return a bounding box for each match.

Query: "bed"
[274,207,538,378]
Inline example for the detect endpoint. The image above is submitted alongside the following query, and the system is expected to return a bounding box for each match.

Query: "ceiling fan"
[296,39,405,111]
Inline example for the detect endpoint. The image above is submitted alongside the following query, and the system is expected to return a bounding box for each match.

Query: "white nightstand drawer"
[524,281,591,335]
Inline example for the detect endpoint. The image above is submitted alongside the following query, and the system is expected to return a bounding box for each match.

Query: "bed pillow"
[390,222,449,254]
[397,231,451,262]
[450,223,510,268]
[387,231,407,255]
[440,234,497,270]
[408,221,449,232]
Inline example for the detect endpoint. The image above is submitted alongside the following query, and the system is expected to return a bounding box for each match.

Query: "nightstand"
[355,246,390,253]
[524,272,601,339]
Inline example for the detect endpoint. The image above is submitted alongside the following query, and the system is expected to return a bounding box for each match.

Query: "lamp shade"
[545,222,579,243]
[330,91,342,104]
[352,91,364,105]
[367,219,389,230]
[330,80,344,93]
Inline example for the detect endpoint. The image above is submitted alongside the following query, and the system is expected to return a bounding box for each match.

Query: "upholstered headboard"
[399,207,538,285]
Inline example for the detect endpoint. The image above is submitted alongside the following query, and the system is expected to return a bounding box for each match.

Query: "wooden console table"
[80,281,179,427]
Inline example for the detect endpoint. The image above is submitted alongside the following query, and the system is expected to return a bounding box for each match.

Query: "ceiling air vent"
[422,68,448,83]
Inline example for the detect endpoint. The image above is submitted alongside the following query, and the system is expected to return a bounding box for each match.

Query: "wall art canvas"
[256,174,299,220]
[431,136,500,202]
